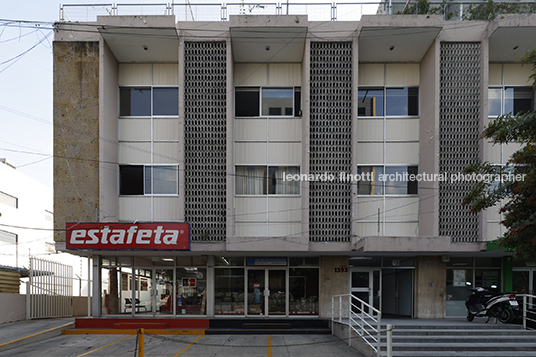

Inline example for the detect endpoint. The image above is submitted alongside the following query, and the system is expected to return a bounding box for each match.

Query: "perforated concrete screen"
[184,42,227,242]
[439,42,480,243]
[309,42,352,242]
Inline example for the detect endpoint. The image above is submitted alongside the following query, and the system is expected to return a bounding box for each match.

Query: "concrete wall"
[73,296,92,317]
[332,321,376,357]
[53,41,100,242]
[419,38,440,237]
[319,256,349,318]
[415,256,446,318]
[0,294,25,324]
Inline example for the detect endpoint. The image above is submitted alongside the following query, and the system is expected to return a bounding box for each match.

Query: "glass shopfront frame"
[446,257,503,317]
[100,256,207,316]
[99,256,319,317]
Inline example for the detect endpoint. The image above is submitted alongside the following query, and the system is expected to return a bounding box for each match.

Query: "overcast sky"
[0,0,378,189]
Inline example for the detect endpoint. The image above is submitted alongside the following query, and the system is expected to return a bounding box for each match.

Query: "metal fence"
[59,1,536,22]
[26,256,73,319]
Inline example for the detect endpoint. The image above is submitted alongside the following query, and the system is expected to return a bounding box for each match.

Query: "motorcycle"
[465,282,520,323]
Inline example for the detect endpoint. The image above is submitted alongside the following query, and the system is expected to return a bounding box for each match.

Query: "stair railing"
[332,293,390,357]
[521,294,536,330]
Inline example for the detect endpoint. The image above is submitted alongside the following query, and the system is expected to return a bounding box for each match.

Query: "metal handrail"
[59,1,536,22]
[520,294,536,330]
[332,293,391,357]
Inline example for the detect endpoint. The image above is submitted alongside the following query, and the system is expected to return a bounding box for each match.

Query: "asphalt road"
[0,333,363,357]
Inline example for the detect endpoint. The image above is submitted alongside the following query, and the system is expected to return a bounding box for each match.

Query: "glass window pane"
[446,268,472,316]
[120,88,151,116]
[358,88,384,116]
[176,267,206,315]
[268,166,300,194]
[289,268,319,315]
[386,87,418,116]
[215,268,244,315]
[505,87,533,115]
[120,165,144,195]
[153,88,178,116]
[488,87,502,116]
[262,88,293,116]
[384,166,418,195]
[152,166,178,194]
[294,87,302,117]
[236,166,266,195]
[357,166,383,195]
[236,88,260,117]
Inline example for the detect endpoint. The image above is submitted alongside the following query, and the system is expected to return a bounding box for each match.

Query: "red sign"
[182,278,196,287]
[66,222,190,250]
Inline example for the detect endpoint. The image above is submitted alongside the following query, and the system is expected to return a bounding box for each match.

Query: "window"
[358,87,418,117]
[357,166,418,195]
[262,88,293,116]
[489,86,533,117]
[120,165,178,195]
[0,191,17,208]
[120,87,178,117]
[235,166,300,195]
[235,87,301,117]
[0,230,17,244]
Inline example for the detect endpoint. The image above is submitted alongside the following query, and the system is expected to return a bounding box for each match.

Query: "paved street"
[0,332,363,357]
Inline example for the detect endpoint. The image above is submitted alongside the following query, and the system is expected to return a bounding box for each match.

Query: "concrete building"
[0,159,54,271]
[53,3,536,319]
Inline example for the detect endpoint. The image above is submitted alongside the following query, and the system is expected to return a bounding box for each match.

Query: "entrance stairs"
[375,318,536,357]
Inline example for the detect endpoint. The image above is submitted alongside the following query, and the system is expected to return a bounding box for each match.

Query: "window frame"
[119,85,179,118]
[488,85,534,118]
[356,165,419,196]
[235,86,301,118]
[235,165,301,196]
[119,164,179,196]
[358,86,419,118]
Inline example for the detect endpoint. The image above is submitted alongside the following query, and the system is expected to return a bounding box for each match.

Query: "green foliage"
[464,0,536,20]
[464,50,536,260]
[400,0,536,20]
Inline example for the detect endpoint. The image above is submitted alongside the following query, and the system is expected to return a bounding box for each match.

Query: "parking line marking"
[75,334,134,357]
[173,335,203,357]
[0,322,73,348]
[267,335,272,357]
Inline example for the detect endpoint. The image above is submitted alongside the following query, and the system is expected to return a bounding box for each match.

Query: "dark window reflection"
[358,88,384,116]
[153,88,179,116]
[120,88,151,116]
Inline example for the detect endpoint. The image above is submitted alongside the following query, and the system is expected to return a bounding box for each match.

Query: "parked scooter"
[465,282,520,323]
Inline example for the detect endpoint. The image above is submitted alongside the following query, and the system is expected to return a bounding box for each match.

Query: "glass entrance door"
[350,269,380,311]
[155,268,174,315]
[131,268,174,316]
[268,270,286,315]
[247,269,287,316]
[132,268,152,315]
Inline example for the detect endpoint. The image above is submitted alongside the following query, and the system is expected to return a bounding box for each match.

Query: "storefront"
[98,256,319,317]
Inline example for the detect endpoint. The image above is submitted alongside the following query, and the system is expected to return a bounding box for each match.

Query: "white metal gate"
[27,256,73,319]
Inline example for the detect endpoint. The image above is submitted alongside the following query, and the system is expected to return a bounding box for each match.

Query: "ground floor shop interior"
[94,254,535,318]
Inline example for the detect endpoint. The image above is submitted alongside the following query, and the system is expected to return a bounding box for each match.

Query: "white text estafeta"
[69,226,185,245]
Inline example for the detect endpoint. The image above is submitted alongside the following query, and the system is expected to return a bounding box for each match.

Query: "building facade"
[53,9,536,319]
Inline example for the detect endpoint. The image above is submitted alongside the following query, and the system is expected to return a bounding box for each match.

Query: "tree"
[463,49,536,260]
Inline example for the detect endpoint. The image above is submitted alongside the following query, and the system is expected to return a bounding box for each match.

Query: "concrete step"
[384,335,536,343]
[384,342,536,352]
[381,351,536,357]
[385,328,533,336]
